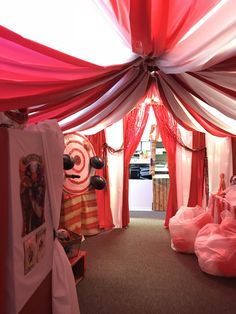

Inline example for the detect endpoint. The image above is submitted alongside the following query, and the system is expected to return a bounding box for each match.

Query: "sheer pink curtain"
[87,131,114,230]
[122,102,151,227]
[152,103,178,227]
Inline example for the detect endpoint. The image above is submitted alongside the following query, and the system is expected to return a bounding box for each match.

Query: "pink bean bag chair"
[195,210,236,277]
[169,205,213,253]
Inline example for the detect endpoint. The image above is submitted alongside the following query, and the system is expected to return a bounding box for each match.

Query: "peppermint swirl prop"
[63,132,96,195]
[63,132,106,195]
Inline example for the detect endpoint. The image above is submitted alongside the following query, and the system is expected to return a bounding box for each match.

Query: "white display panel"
[129,179,153,211]
[8,129,54,313]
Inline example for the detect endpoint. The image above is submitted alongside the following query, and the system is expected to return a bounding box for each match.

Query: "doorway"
[128,107,169,211]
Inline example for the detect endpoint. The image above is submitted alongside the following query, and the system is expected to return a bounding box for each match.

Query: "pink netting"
[195,211,236,277]
[169,205,213,253]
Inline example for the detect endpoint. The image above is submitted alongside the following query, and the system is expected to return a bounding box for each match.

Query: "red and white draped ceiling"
[0,0,235,136]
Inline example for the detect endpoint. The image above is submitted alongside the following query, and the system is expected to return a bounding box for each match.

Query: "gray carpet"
[129,210,166,220]
[77,211,236,314]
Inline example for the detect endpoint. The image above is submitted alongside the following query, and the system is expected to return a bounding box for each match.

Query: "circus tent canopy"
[0,0,235,136]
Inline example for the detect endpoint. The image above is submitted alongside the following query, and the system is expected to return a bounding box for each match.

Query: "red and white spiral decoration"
[63,132,96,195]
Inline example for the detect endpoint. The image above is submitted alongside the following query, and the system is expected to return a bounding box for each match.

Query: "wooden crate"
[70,250,87,285]
[152,175,170,211]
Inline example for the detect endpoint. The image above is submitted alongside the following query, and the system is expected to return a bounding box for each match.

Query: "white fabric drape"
[0,0,136,66]
[52,241,80,314]
[176,126,192,208]
[30,120,80,314]
[7,128,54,313]
[159,73,236,135]
[158,78,202,131]
[105,120,124,228]
[206,133,233,194]
[62,69,149,135]
[176,73,236,120]
[196,70,236,91]
[156,0,236,73]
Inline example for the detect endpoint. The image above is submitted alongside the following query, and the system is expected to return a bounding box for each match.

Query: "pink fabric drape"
[87,131,114,230]
[122,102,151,227]
[152,104,178,227]
[187,131,206,207]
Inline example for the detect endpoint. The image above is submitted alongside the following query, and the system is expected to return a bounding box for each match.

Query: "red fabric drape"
[187,131,206,207]
[122,102,151,227]
[0,26,148,133]
[232,138,236,175]
[87,131,114,230]
[157,72,235,137]
[106,0,131,44]
[152,104,178,228]
[0,21,235,136]
[107,1,236,137]
[112,0,222,56]
[0,2,235,233]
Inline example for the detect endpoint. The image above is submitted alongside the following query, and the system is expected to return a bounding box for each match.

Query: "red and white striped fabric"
[60,189,100,236]
[208,194,236,224]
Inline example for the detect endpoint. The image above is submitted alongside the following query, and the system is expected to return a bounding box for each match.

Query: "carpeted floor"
[129,210,166,220]
[76,211,236,314]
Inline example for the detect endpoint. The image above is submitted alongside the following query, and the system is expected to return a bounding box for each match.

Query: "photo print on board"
[24,234,37,275]
[36,227,46,262]
[19,154,46,236]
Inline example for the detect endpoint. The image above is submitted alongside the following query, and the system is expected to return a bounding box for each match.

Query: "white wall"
[129,179,153,211]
